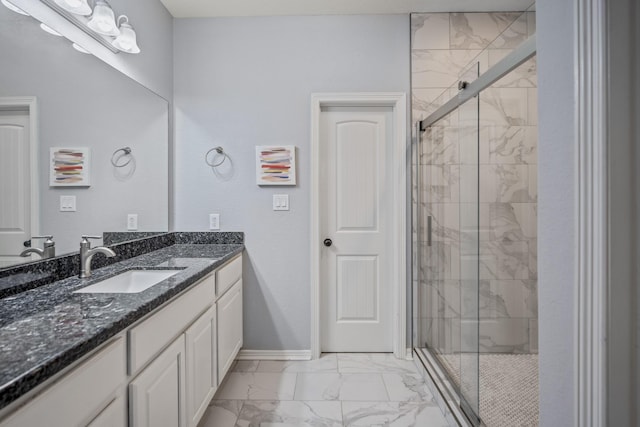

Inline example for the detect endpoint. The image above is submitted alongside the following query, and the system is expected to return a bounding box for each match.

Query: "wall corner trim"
[575,0,608,425]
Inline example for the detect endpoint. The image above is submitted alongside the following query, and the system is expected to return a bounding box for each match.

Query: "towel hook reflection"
[111,147,133,167]
[205,146,228,168]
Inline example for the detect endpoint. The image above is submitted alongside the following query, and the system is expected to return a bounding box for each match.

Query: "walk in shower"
[412,8,538,427]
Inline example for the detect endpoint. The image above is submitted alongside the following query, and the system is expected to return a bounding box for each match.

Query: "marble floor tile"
[342,401,450,427]
[383,373,436,402]
[214,372,297,400]
[233,360,259,372]
[294,373,389,401]
[197,400,242,427]
[256,353,338,373]
[338,353,419,374]
[235,401,343,427]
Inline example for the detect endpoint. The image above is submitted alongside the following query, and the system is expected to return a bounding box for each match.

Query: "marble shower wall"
[412,12,538,355]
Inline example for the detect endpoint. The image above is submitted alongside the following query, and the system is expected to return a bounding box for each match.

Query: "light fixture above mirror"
[36,0,141,54]
[53,0,91,16]
[111,15,139,53]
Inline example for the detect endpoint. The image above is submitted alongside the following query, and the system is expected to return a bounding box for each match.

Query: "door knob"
[323,238,332,247]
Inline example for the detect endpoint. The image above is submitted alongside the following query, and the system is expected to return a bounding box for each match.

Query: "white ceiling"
[159,0,534,18]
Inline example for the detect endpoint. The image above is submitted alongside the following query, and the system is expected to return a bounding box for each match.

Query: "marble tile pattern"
[411,12,538,355]
[0,235,243,410]
[199,353,453,427]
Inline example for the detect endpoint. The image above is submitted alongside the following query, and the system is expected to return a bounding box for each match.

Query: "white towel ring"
[205,146,228,167]
[111,147,132,167]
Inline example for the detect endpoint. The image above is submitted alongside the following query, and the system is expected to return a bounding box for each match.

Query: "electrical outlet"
[127,214,138,230]
[209,213,220,230]
[59,195,76,212]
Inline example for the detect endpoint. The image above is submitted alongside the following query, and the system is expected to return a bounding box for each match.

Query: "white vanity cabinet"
[185,305,217,427]
[86,394,127,427]
[217,280,243,381]
[0,252,243,427]
[0,338,126,427]
[129,335,187,427]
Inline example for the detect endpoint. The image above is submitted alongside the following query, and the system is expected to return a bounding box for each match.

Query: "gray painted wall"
[537,1,576,425]
[108,0,174,100]
[173,15,410,350]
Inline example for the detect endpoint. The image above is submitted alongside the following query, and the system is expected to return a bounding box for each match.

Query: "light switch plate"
[273,194,289,211]
[60,195,76,212]
[127,214,138,230]
[209,213,220,230]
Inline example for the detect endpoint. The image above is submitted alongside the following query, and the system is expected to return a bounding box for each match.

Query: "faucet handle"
[80,235,102,246]
[81,235,102,241]
[33,236,55,247]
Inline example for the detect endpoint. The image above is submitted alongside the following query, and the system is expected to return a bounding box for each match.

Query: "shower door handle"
[427,216,432,247]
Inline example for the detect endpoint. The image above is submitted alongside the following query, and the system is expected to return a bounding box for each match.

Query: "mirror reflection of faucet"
[79,236,116,278]
[20,236,56,259]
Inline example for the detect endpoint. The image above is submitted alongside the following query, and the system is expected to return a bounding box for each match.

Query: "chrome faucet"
[20,236,56,259]
[79,236,116,278]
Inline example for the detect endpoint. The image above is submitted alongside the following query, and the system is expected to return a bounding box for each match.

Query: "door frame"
[310,92,407,359]
[0,96,39,243]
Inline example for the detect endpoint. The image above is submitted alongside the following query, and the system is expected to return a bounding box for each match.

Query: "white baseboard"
[236,349,312,361]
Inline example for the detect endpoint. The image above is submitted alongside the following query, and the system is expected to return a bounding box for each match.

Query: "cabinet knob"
[323,238,332,247]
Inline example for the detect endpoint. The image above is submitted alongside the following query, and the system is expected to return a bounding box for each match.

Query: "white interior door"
[320,106,393,352]
[0,111,32,265]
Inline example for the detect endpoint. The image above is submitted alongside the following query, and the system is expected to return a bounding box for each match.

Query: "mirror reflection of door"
[0,108,35,267]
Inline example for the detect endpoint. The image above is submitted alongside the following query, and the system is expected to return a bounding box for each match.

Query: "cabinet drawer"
[128,273,215,375]
[216,255,242,297]
[1,338,125,427]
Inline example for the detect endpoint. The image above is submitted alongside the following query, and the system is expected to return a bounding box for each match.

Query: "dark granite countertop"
[0,242,243,411]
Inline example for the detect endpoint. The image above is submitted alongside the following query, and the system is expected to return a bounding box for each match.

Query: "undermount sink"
[74,269,182,294]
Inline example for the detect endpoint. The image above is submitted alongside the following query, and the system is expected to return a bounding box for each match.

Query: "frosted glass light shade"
[54,0,91,16]
[112,21,140,54]
[1,0,29,15]
[87,1,119,36]
[72,43,90,54]
[40,23,62,36]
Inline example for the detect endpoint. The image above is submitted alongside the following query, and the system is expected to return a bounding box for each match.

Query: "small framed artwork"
[256,145,297,186]
[50,147,91,187]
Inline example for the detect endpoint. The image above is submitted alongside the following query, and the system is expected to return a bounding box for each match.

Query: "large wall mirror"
[0,4,169,268]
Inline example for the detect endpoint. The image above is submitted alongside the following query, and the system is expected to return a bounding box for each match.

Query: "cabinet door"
[87,394,126,427]
[217,279,243,382]
[185,305,217,427]
[129,335,187,427]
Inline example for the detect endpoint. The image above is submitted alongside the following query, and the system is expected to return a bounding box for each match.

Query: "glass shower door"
[458,63,480,424]
[416,61,481,425]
